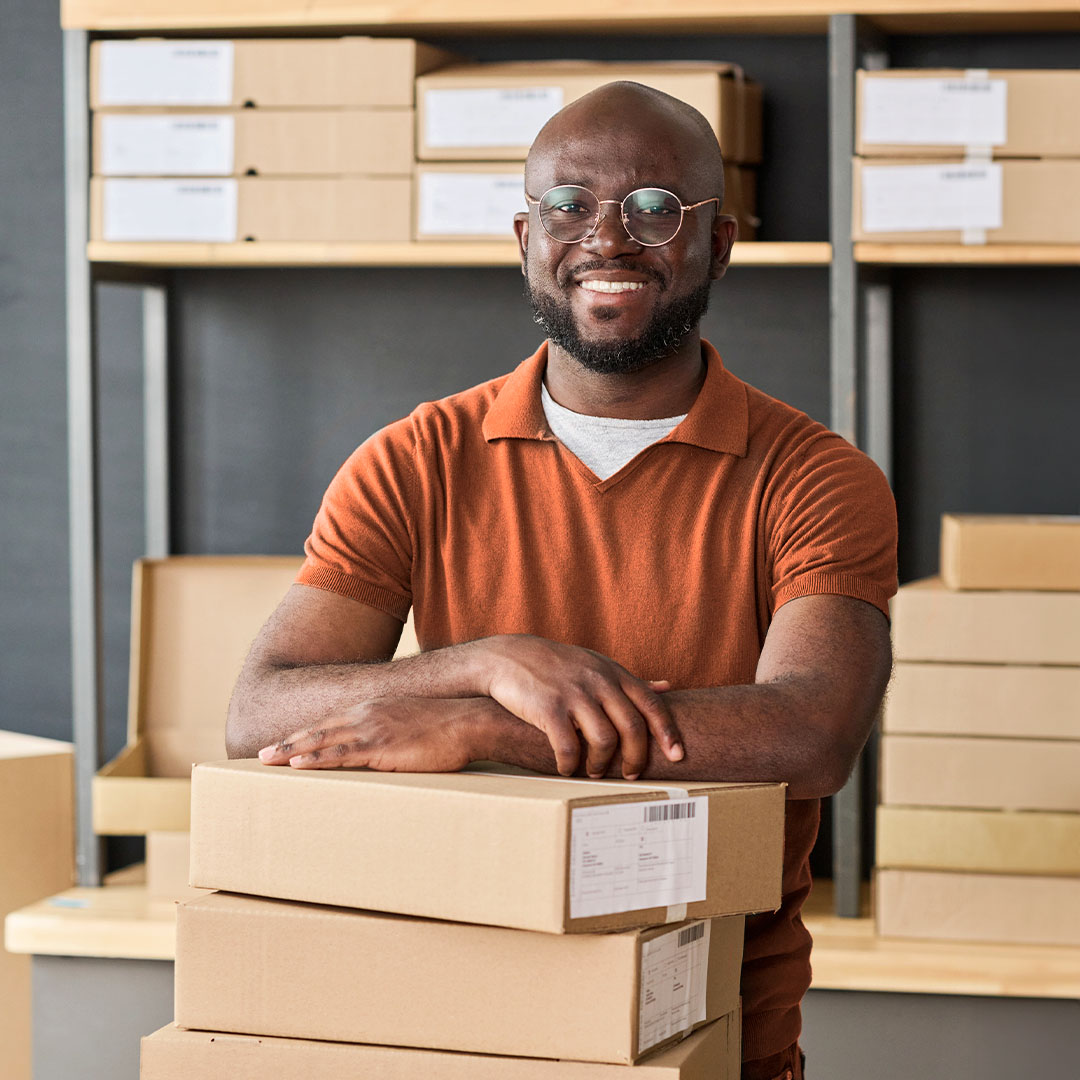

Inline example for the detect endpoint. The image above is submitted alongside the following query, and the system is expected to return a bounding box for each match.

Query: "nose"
[579,205,643,257]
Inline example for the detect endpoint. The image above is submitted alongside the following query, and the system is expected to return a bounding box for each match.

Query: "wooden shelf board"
[87,240,831,268]
[856,243,1080,266]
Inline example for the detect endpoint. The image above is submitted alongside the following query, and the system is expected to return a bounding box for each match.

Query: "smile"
[577,281,648,294]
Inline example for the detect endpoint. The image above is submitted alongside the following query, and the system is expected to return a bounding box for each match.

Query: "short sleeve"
[295,416,416,621]
[766,432,898,619]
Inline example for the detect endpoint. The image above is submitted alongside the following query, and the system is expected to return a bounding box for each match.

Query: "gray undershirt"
[540,382,687,481]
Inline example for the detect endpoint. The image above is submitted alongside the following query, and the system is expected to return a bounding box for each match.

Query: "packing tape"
[964,68,990,80]
[961,227,988,245]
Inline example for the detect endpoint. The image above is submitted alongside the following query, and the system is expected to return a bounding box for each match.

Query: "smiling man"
[228,82,898,1080]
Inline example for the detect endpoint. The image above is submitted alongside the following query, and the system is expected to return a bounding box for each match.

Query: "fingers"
[257,719,357,765]
[589,694,649,780]
[622,678,684,763]
[541,714,583,777]
[288,739,369,769]
[571,703,625,780]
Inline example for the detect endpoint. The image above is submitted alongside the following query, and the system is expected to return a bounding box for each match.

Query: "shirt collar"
[482,339,748,458]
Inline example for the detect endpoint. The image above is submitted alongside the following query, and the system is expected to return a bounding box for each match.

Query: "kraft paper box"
[93,109,414,177]
[90,176,412,244]
[876,868,1080,947]
[884,662,1080,739]
[90,37,457,109]
[416,62,762,164]
[146,832,207,900]
[856,69,1080,158]
[876,806,1080,876]
[879,734,1080,813]
[174,891,744,1064]
[143,1010,742,1079]
[891,577,1080,664]
[940,513,1080,591]
[189,761,785,933]
[852,158,1080,244]
[93,556,301,834]
[0,732,74,1080]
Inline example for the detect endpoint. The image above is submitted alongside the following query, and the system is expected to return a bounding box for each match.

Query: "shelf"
[856,243,1080,267]
[86,240,831,268]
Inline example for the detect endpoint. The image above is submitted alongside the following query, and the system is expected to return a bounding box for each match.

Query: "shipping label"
[98,41,234,106]
[418,171,526,237]
[861,162,1003,233]
[424,86,564,148]
[862,76,1007,147]
[103,179,238,242]
[638,920,712,1053]
[100,115,235,176]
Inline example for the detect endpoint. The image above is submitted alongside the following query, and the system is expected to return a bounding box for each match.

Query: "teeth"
[578,280,646,293]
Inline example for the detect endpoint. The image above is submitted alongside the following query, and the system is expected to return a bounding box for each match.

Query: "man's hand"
[476,634,683,779]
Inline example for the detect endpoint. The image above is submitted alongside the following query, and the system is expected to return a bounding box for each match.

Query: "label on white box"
[419,172,526,237]
[424,86,564,148]
[103,179,238,242]
[100,115,235,176]
[98,41,234,106]
[862,77,1007,146]
[569,798,708,920]
[861,163,1003,233]
[638,920,711,1053]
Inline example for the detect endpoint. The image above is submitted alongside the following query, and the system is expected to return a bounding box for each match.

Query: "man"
[228,82,897,1080]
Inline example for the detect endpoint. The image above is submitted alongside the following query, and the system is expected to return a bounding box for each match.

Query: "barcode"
[678,923,705,947]
[643,802,696,823]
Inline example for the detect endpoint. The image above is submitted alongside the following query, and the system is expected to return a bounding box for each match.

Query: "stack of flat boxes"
[853,70,1080,245]
[90,38,457,245]
[413,62,763,243]
[877,514,1080,945]
[140,760,788,1077]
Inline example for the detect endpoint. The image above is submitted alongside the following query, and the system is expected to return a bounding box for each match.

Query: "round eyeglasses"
[525,184,720,247]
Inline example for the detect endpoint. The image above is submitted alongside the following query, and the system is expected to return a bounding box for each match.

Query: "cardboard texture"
[90,176,413,243]
[880,733,1080,813]
[891,576,1080,664]
[142,1011,742,1079]
[146,832,207,900]
[884,661,1080,740]
[852,157,1080,244]
[93,109,415,177]
[416,62,762,163]
[876,868,1080,947]
[940,513,1080,591]
[189,761,785,933]
[0,732,75,1080]
[93,556,302,834]
[174,891,744,1064]
[90,38,458,108]
[876,805,1080,876]
[856,69,1080,158]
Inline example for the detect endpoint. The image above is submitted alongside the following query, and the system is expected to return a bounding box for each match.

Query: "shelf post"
[143,284,171,558]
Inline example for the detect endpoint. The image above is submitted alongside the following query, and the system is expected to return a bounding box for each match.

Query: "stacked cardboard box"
[877,514,1080,945]
[141,762,787,1074]
[89,38,458,243]
[413,62,763,242]
[853,70,1080,245]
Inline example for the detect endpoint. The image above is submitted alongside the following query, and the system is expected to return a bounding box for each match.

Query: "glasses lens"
[622,188,683,246]
[538,186,600,242]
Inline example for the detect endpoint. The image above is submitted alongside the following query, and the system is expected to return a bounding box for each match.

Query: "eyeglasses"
[524,184,720,247]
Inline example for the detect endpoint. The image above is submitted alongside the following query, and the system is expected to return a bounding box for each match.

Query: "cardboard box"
[90,38,457,109]
[856,69,1080,158]
[940,513,1080,591]
[90,176,412,244]
[876,868,1080,946]
[416,62,762,164]
[876,805,1080,875]
[891,577,1080,664]
[0,732,74,1080]
[175,891,744,1063]
[884,661,1080,740]
[143,1010,742,1079]
[189,761,785,933]
[880,733,1080,813]
[93,556,302,834]
[93,109,415,177]
[853,157,1080,244]
[146,832,207,900]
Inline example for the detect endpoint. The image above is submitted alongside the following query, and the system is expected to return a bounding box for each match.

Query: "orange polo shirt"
[298,340,898,1061]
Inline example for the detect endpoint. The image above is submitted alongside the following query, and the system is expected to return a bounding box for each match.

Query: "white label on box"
[424,86,564,148]
[419,172,526,237]
[638,920,712,1053]
[98,41,234,106]
[100,115,235,176]
[862,77,1007,146]
[861,163,1003,233]
[569,798,708,920]
[103,179,238,242]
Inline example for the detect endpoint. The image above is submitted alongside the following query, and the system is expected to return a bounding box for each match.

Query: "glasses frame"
[524,184,721,247]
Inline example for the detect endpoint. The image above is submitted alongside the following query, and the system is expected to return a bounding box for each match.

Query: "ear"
[709,214,738,281]
[513,212,530,276]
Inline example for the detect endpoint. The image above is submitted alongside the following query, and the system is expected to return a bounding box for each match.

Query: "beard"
[523,263,712,375]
